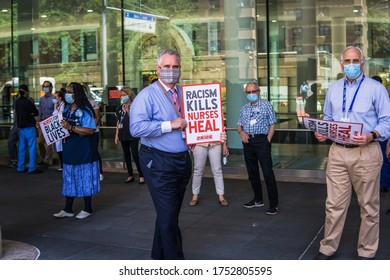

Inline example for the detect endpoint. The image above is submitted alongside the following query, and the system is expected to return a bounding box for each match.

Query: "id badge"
[340,117,350,122]
[182,131,186,138]
[118,123,123,129]
[250,119,257,126]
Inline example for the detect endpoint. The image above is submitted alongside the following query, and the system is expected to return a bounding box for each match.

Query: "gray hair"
[245,81,259,90]
[157,49,181,65]
[340,46,365,63]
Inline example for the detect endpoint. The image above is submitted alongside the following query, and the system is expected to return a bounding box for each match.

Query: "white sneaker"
[100,174,104,181]
[53,210,74,218]
[76,210,93,219]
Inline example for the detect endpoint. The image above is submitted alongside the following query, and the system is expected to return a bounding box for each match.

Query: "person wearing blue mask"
[37,80,55,168]
[314,46,390,260]
[114,86,144,184]
[237,82,279,215]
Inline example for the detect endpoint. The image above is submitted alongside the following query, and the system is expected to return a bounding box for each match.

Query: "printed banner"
[182,82,224,145]
[39,113,70,145]
[302,117,363,144]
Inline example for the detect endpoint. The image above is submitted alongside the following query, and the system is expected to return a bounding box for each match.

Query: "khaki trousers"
[319,142,382,258]
[37,129,53,164]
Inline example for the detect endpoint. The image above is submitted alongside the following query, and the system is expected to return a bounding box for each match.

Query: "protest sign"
[302,117,363,144]
[39,113,70,145]
[182,82,224,145]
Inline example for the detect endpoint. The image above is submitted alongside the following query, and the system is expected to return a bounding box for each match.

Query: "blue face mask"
[65,93,74,104]
[121,96,129,104]
[52,98,58,104]
[247,93,259,103]
[43,87,50,94]
[344,63,361,79]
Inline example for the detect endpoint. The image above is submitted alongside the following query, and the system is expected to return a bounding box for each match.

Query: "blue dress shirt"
[130,81,188,153]
[237,100,277,135]
[323,75,390,140]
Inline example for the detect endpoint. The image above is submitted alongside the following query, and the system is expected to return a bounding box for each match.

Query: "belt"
[248,134,267,138]
[140,144,188,158]
[334,142,360,148]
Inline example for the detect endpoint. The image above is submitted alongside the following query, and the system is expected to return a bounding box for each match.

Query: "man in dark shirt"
[15,84,42,174]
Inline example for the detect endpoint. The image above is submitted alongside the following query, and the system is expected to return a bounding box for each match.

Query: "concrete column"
[224,0,258,150]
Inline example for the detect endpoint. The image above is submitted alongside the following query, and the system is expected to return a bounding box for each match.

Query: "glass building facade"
[0,0,389,175]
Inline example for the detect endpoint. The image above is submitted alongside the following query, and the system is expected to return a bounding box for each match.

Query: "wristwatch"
[371,131,377,140]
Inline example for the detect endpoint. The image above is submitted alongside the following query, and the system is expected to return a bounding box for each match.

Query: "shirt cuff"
[161,121,172,133]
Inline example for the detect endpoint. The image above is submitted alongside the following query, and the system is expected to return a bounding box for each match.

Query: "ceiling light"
[1,9,8,12]
[87,9,93,13]
[41,15,47,18]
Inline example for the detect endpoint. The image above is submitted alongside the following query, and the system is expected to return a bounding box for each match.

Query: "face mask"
[43,87,50,94]
[52,98,58,104]
[344,63,361,79]
[159,68,181,84]
[65,93,74,104]
[247,93,259,103]
[121,96,129,104]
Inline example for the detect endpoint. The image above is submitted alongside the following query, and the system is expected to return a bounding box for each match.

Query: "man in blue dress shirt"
[314,46,390,260]
[130,49,191,259]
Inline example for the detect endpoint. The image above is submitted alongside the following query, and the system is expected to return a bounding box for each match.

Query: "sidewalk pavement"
[0,165,389,260]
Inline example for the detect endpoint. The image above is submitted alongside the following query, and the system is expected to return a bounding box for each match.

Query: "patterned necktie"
[171,88,180,112]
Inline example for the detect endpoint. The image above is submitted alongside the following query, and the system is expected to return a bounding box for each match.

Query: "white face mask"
[52,98,58,104]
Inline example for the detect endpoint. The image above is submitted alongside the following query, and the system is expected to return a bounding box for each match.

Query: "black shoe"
[17,168,27,173]
[380,187,389,193]
[386,209,390,216]
[357,256,375,260]
[314,252,332,260]
[28,169,43,174]
[266,207,279,215]
[243,199,264,208]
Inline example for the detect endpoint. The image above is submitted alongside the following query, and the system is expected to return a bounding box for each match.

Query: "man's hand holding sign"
[302,117,365,145]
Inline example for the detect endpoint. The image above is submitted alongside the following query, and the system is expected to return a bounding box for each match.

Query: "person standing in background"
[237,82,279,215]
[314,46,390,260]
[52,88,66,172]
[189,141,229,207]
[83,85,104,181]
[14,84,42,174]
[37,80,55,168]
[115,86,144,184]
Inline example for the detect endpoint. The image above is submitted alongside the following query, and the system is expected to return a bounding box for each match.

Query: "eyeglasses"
[342,59,361,65]
[245,89,259,94]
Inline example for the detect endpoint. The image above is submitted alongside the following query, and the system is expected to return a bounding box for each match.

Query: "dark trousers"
[121,140,143,177]
[243,135,279,208]
[8,124,19,161]
[139,145,192,260]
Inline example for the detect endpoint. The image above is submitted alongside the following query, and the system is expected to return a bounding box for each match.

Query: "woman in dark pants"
[115,86,144,184]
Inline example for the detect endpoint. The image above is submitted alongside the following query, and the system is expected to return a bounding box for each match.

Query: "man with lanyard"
[237,82,279,215]
[314,46,390,260]
[37,80,55,168]
[130,49,191,260]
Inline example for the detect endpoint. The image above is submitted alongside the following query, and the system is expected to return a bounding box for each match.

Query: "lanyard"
[342,75,365,115]
[156,81,182,118]
[119,104,128,125]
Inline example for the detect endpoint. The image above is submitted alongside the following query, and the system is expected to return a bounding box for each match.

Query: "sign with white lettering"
[124,12,156,34]
[182,82,224,145]
[39,113,70,145]
[302,117,363,144]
